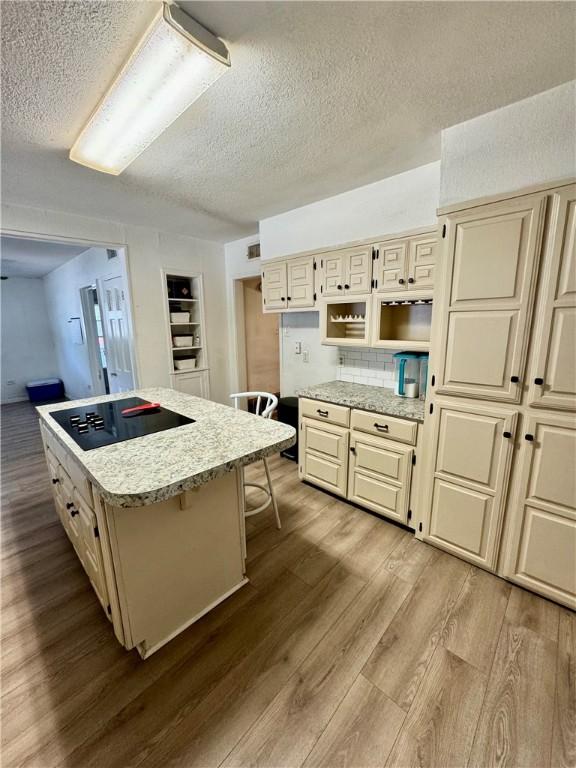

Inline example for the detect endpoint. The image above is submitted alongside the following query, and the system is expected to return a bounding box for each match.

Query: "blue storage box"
[26,378,65,403]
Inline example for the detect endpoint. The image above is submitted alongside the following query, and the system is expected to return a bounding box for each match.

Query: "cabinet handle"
[525,433,534,441]
[66,502,74,509]
[398,278,405,285]
[503,431,512,438]
[534,377,544,385]
[287,296,291,301]
[70,508,79,517]
[281,296,285,302]
[337,284,343,290]
[52,478,60,485]
[350,446,356,454]
[317,409,329,417]
[344,284,350,290]
[510,375,520,383]
[408,277,415,284]
[374,423,389,432]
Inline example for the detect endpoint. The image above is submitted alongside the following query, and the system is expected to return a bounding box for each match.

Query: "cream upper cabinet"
[320,247,372,297]
[527,185,576,411]
[434,193,547,403]
[407,236,437,291]
[287,256,315,309]
[373,239,407,292]
[423,397,517,570]
[262,262,287,311]
[502,413,576,609]
[348,430,413,523]
[299,417,349,497]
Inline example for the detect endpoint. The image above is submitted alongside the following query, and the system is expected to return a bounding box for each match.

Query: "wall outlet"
[295,341,302,355]
[303,350,309,363]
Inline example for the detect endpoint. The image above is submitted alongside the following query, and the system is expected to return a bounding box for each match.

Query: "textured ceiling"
[1,1,574,242]
[0,236,89,277]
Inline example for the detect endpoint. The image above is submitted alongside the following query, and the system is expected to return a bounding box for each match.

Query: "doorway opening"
[80,285,109,394]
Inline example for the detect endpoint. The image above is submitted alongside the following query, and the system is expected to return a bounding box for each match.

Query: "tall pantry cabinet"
[420,182,576,609]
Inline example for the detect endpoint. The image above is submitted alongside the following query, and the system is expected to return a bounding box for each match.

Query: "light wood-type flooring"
[1,401,574,768]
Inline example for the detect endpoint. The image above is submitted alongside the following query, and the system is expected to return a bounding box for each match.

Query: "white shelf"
[172,346,202,351]
[172,367,208,374]
[329,318,366,324]
[168,298,199,303]
[170,322,200,325]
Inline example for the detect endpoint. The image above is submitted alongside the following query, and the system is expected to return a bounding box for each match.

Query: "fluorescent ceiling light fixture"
[69,3,230,175]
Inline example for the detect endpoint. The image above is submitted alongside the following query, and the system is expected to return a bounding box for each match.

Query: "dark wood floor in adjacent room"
[1,400,574,768]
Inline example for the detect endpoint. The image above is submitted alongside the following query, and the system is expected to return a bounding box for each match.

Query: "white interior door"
[99,275,134,393]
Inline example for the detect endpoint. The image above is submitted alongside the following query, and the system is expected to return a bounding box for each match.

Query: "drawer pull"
[316,409,329,417]
[70,508,79,517]
[374,423,389,432]
[350,446,356,454]
[66,502,75,509]
[52,478,60,485]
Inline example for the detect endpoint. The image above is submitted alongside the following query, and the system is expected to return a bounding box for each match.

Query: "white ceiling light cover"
[69,3,230,175]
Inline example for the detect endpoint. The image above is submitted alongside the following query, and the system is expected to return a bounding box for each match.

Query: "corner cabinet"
[262,255,316,312]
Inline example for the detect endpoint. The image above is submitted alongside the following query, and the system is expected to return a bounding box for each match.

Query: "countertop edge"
[297,388,425,423]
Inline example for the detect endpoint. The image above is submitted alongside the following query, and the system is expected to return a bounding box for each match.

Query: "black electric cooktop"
[49,397,195,451]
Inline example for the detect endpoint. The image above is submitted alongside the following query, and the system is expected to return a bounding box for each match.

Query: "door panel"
[374,240,407,293]
[287,257,315,308]
[349,473,403,519]
[528,186,576,410]
[424,398,517,570]
[262,263,287,311]
[300,418,349,497]
[346,248,371,294]
[436,194,546,402]
[502,412,576,608]
[321,253,345,297]
[408,236,437,291]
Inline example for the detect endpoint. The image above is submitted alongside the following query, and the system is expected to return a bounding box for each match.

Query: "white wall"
[259,161,440,259]
[280,313,340,397]
[43,247,125,400]
[440,81,576,207]
[1,277,59,403]
[2,204,230,404]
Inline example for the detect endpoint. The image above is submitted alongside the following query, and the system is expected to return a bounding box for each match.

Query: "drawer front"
[68,456,93,506]
[300,398,350,428]
[43,425,69,469]
[300,418,349,497]
[351,409,417,445]
[302,452,347,497]
[349,472,406,522]
[301,418,348,462]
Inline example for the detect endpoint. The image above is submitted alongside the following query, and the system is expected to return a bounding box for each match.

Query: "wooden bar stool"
[230,391,281,529]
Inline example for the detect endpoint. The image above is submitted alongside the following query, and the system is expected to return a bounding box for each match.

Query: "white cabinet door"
[348,431,413,523]
[300,417,349,497]
[170,370,210,399]
[287,256,315,309]
[435,194,546,402]
[502,413,576,609]
[407,236,437,291]
[320,252,346,297]
[262,262,287,311]
[423,398,517,570]
[527,185,576,411]
[345,247,372,295]
[374,239,407,293]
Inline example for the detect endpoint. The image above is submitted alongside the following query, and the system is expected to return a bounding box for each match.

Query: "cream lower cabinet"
[422,398,517,571]
[501,413,576,609]
[348,431,413,523]
[299,399,418,524]
[299,417,349,497]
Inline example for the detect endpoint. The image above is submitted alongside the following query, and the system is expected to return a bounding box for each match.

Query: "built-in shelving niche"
[321,297,372,346]
[164,272,208,374]
[372,298,432,351]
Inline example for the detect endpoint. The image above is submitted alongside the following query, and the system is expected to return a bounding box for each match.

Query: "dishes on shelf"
[330,314,366,322]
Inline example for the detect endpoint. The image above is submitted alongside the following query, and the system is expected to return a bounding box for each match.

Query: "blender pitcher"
[393,352,421,398]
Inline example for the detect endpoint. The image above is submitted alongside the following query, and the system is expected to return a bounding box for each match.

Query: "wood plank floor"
[1,400,574,768]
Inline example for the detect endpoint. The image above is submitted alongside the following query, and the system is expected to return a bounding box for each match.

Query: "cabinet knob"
[349,446,356,454]
[70,508,79,517]
[337,284,343,290]
[52,478,60,485]
[510,375,520,383]
[344,284,350,290]
[525,433,534,441]
[287,296,291,301]
[398,278,405,285]
[66,502,74,509]
[534,377,544,385]
[281,297,285,302]
[408,277,415,284]
[503,431,512,439]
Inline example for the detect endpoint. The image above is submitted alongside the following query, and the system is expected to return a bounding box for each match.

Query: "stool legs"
[263,457,281,530]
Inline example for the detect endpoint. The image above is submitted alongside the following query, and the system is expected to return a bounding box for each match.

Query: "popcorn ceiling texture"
[1,1,574,241]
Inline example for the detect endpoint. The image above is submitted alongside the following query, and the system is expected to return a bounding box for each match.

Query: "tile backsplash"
[336,348,396,388]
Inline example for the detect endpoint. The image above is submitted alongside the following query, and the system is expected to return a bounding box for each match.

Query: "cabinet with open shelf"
[163,272,210,394]
[320,296,372,346]
[371,296,433,351]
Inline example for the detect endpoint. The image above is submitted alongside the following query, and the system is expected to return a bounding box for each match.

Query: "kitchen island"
[37,388,295,658]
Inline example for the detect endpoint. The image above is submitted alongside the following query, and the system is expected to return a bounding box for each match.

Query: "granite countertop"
[37,388,296,508]
[297,381,426,423]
